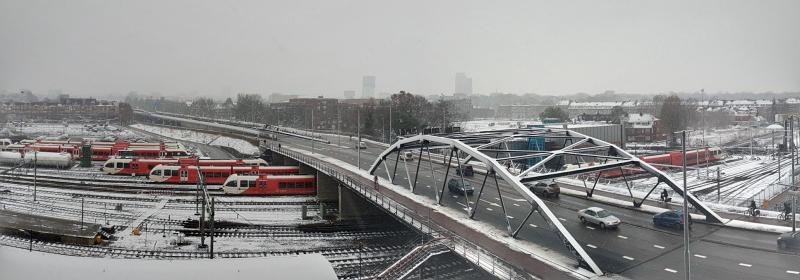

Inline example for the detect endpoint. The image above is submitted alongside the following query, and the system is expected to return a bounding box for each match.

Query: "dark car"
[455,164,474,177]
[778,231,800,250]
[447,178,474,195]
[653,210,691,229]
[528,181,560,198]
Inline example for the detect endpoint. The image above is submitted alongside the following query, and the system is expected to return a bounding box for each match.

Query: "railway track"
[0,233,414,260]
[0,172,222,194]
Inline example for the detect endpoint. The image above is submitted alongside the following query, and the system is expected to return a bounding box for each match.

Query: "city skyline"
[1,1,799,98]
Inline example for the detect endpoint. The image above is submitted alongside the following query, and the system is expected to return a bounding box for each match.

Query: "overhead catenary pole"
[210,197,215,259]
[33,150,37,202]
[789,116,796,234]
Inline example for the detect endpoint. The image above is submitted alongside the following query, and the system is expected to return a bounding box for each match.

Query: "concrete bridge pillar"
[316,171,338,203]
[298,162,314,175]
[338,185,383,221]
[267,151,285,166]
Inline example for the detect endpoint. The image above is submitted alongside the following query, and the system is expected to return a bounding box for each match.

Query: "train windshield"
[104,162,113,168]
[151,170,162,176]
[225,180,237,187]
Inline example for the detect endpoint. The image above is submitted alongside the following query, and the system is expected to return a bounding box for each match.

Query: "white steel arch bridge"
[368,127,724,276]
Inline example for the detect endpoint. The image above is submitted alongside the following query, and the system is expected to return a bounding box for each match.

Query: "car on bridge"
[653,210,692,229]
[777,231,800,250]
[447,178,474,195]
[527,181,560,198]
[578,207,620,229]
[355,141,367,149]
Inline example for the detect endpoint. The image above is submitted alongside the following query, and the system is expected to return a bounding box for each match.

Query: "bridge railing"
[264,142,531,280]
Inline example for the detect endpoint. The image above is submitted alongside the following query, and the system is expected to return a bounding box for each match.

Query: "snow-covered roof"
[625,113,656,123]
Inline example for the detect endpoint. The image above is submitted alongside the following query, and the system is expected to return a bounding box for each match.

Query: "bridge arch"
[368,128,724,276]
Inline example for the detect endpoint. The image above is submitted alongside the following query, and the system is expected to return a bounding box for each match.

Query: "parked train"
[0,151,74,168]
[102,158,268,175]
[579,147,727,178]
[148,165,301,184]
[222,174,316,195]
[2,141,189,161]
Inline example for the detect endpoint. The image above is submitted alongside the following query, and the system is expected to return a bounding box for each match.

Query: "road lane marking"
[622,256,635,261]
[586,226,596,230]
[456,202,466,207]
[617,235,628,239]
[506,216,514,219]
[653,245,665,249]
[693,254,706,259]
[495,197,500,200]
[513,203,520,207]
[452,195,458,198]
[509,198,527,202]
[664,268,677,273]
[426,185,431,188]
[486,208,493,211]
[529,224,538,228]
[558,218,566,221]
[787,270,800,275]
[586,244,597,249]
[738,263,752,268]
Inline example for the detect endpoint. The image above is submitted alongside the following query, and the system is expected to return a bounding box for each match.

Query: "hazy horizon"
[1,1,799,98]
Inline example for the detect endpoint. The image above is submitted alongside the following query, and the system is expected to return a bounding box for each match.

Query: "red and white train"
[148,165,301,184]
[3,141,189,161]
[102,157,268,175]
[593,147,727,178]
[222,174,316,195]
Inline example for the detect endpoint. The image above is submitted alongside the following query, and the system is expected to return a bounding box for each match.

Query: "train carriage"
[586,147,728,178]
[222,174,316,195]
[148,165,300,184]
[102,157,268,175]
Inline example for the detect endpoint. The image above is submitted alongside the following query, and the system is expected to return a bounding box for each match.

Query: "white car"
[355,141,367,149]
[578,207,621,229]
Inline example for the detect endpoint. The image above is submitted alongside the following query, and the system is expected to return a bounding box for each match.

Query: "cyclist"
[660,189,670,203]
[748,200,760,217]
[783,201,792,220]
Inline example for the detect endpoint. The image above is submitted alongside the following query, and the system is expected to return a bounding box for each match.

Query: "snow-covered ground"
[130,124,260,155]
[0,245,338,280]
[568,154,795,208]
[3,122,139,140]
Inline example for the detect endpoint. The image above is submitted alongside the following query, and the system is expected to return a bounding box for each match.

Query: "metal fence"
[265,142,532,280]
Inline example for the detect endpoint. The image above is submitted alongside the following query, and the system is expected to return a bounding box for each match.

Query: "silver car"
[578,207,621,229]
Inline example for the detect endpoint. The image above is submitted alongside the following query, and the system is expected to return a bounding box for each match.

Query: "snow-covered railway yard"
[0,122,421,278]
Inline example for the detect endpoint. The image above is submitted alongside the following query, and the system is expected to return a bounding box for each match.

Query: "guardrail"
[264,142,530,280]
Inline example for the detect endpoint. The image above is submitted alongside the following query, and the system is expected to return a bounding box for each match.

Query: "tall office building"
[454,72,473,95]
[362,76,376,98]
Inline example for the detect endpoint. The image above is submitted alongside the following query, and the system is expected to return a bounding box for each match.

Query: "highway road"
[277,133,800,280]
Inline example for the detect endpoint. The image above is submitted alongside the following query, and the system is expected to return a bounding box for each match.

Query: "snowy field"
[130,124,260,155]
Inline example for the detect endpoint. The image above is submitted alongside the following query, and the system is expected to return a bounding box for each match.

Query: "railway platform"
[0,208,101,245]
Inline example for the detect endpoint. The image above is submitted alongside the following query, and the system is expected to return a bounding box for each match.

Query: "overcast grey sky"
[1,0,798,98]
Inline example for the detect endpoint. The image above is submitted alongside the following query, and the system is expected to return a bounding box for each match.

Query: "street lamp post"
[311,109,315,154]
[357,109,361,170]
[675,130,692,280]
